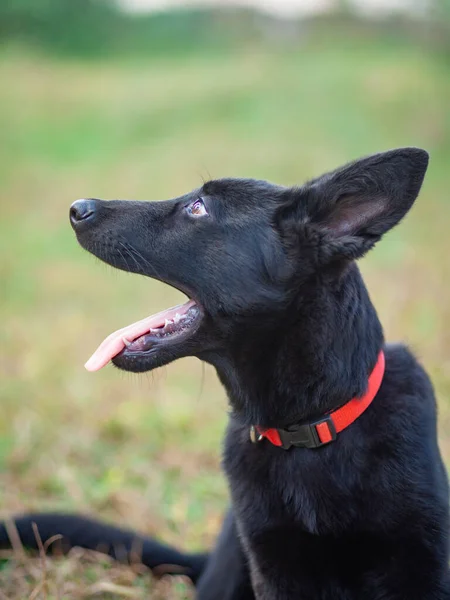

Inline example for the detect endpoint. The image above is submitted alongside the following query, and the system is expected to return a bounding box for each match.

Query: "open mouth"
[84,299,202,372]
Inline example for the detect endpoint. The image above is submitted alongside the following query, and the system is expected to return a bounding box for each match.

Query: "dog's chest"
[223,420,348,537]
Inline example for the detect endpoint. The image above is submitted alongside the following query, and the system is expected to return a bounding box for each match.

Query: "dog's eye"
[186,198,208,218]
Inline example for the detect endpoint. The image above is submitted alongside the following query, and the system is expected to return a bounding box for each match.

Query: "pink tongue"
[84,300,196,372]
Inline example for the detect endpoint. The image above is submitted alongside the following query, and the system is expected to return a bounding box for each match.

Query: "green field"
[1,33,450,598]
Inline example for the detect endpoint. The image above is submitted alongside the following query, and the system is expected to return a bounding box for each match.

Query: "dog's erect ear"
[283,148,429,261]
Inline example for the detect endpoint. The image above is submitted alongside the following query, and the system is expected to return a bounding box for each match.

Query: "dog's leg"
[0,513,207,583]
[197,509,255,600]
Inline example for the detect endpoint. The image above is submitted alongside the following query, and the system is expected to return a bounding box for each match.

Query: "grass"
[1,31,450,597]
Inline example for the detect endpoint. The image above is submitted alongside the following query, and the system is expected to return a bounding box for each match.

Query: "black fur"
[2,148,448,599]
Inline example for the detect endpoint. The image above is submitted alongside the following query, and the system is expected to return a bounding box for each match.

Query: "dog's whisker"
[116,246,132,273]
[123,242,164,282]
[118,241,142,274]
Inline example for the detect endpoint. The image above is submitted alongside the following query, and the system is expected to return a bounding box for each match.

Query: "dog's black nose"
[70,199,97,227]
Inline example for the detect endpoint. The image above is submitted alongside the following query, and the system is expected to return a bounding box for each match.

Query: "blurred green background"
[1,1,450,597]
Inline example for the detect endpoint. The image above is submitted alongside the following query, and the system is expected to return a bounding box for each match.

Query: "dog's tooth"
[174,313,181,323]
[165,319,172,327]
[150,328,159,333]
[123,337,132,347]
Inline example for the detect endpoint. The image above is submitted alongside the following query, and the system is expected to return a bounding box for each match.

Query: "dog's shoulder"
[382,342,435,405]
[376,343,445,484]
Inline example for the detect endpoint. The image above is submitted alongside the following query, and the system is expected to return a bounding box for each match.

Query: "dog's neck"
[211,263,384,428]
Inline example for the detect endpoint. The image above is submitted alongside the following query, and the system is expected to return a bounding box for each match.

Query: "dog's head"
[70,148,428,374]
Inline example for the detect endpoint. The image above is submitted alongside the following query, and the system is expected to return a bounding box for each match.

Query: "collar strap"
[251,351,385,450]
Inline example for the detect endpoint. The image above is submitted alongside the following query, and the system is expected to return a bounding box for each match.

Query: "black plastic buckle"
[277,415,337,450]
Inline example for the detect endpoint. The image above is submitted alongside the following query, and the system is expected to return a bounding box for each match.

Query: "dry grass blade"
[152,564,192,578]
[28,522,48,600]
[43,534,64,553]
[129,537,144,567]
[87,581,142,597]
[4,519,25,559]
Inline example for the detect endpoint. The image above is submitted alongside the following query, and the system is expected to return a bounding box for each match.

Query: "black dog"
[1,148,449,599]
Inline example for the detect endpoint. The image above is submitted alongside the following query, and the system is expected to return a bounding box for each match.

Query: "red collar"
[250,351,385,450]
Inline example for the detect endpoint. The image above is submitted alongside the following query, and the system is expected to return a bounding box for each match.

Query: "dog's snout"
[70,199,98,228]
